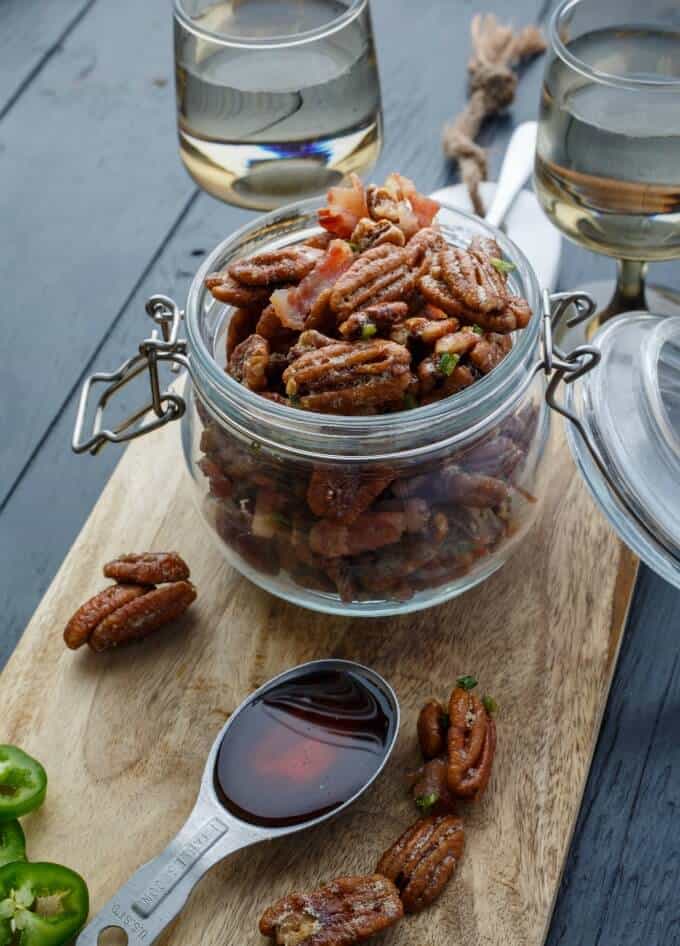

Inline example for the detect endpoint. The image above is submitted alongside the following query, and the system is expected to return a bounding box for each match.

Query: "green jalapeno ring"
[0,747,48,822]
[0,822,26,869]
[0,862,89,946]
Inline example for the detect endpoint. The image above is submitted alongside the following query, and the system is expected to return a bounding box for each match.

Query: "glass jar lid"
[564,312,680,588]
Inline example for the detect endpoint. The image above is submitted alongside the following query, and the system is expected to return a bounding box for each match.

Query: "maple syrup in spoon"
[214,666,395,827]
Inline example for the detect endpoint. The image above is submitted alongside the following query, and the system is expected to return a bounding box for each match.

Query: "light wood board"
[0,416,637,946]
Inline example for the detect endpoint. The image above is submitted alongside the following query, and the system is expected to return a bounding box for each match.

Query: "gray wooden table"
[2,0,679,942]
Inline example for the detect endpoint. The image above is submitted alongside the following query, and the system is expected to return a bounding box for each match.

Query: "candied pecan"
[283,340,411,413]
[252,488,289,539]
[416,357,476,399]
[434,328,479,357]
[469,234,502,260]
[405,227,446,268]
[329,245,415,317]
[228,245,323,287]
[255,304,297,345]
[404,316,460,345]
[198,457,233,499]
[383,172,440,228]
[447,686,496,799]
[309,511,407,557]
[350,217,405,252]
[418,699,448,758]
[205,273,271,309]
[338,302,408,339]
[373,497,429,533]
[88,581,197,653]
[259,874,403,946]
[228,334,270,391]
[409,756,457,816]
[470,332,512,374]
[376,815,465,913]
[366,183,419,238]
[438,468,509,507]
[460,435,524,479]
[63,584,148,649]
[307,468,394,525]
[227,307,260,358]
[437,245,507,313]
[287,330,336,362]
[323,558,357,603]
[356,513,448,593]
[103,552,190,586]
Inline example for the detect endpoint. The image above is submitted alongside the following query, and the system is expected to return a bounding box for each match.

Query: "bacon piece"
[385,173,440,228]
[318,173,369,238]
[270,240,354,331]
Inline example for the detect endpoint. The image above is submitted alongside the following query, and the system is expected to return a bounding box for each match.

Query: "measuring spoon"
[76,659,400,946]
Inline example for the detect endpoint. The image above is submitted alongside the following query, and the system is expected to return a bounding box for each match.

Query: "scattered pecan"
[88,581,197,653]
[350,217,406,252]
[64,584,148,650]
[376,815,465,913]
[228,334,270,391]
[337,302,408,339]
[309,511,407,557]
[103,552,190,586]
[228,245,323,287]
[205,273,272,309]
[329,245,416,317]
[447,686,496,799]
[283,340,411,413]
[417,699,448,759]
[307,468,394,525]
[259,874,403,946]
[409,756,457,816]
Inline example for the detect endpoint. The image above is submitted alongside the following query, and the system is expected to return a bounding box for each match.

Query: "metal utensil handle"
[484,121,538,228]
[72,295,189,455]
[76,796,260,946]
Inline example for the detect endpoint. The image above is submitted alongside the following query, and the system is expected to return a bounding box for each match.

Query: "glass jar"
[73,200,593,615]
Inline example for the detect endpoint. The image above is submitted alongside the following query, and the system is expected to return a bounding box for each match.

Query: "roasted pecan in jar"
[376,815,465,913]
[329,245,416,318]
[259,874,404,946]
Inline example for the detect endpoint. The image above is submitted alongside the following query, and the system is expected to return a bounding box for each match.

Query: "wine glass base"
[555,278,680,349]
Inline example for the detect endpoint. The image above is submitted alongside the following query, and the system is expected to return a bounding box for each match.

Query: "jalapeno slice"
[0,862,89,946]
[0,822,26,869]
[0,747,47,822]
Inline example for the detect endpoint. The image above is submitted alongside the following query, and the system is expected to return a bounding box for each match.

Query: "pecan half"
[329,245,415,317]
[409,756,457,816]
[350,217,406,252]
[356,512,448,593]
[259,874,403,946]
[376,815,465,913]
[470,332,512,374]
[228,334,270,391]
[287,330,336,362]
[307,468,394,525]
[283,340,411,413]
[89,581,197,653]
[404,316,460,345]
[447,686,496,799]
[309,511,407,557]
[205,273,272,309]
[405,227,446,269]
[337,302,408,340]
[64,584,148,649]
[417,699,448,759]
[103,552,190,585]
[226,308,261,358]
[228,245,323,287]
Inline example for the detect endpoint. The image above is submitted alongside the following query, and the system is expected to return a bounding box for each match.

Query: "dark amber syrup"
[214,668,393,827]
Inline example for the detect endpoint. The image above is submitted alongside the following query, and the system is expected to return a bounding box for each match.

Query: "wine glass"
[173,0,383,211]
[535,0,680,334]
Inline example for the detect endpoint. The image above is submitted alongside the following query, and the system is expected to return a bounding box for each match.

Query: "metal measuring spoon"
[76,659,400,946]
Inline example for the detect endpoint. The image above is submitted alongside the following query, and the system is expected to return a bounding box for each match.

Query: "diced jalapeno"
[0,747,47,822]
[0,822,26,869]
[0,862,89,946]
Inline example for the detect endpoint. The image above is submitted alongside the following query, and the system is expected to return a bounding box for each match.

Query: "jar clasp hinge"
[72,295,189,455]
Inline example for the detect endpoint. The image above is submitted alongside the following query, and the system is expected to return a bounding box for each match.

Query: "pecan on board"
[259,874,403,946]
[64,584,148,650]
[283,339,411,413]
[103,552,190,586]
[409,756,457,816]
[329,245,416,318]
[376,815,465,913]
[447,684,497,800]
[89,581,197,653]
[417,699,448,759]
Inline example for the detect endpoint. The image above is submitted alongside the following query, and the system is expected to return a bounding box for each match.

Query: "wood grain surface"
[0,412,636,946]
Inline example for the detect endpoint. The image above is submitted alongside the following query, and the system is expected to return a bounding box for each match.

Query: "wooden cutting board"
[0,415,637,946]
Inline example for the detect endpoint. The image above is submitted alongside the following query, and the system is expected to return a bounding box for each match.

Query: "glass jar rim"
[550,0,680,90]
[185,196,543,461]
[173,0,367,50]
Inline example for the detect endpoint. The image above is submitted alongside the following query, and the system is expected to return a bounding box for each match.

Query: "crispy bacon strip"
[270,240,354,331]
[318,173,370,238]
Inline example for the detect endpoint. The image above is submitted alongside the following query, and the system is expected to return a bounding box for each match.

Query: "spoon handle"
[484,121,538,228]
[75,796,261,946]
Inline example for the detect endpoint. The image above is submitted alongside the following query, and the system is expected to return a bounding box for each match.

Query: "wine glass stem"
[615,259,647,309]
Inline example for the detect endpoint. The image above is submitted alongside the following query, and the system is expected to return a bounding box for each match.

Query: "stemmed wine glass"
[535,0,680,332]
[173,0,383,211]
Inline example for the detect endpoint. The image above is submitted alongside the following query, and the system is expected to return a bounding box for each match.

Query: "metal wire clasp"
[72,294,189,455]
